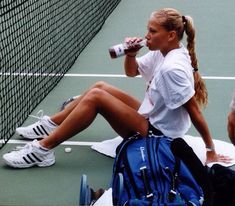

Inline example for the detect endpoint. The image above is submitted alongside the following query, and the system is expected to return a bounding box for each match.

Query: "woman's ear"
[168,30,177,42]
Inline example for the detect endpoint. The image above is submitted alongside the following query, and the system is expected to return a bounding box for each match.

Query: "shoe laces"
[12,142,33,154]
[29,110,44,121]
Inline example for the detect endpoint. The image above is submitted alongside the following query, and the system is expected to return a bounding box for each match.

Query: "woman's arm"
[227,111,235,145]
[183,96,220,163]
[124,55,139,77]
[124,37,142,77]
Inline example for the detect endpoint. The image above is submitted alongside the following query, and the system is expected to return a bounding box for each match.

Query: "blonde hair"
[151,8,208,108]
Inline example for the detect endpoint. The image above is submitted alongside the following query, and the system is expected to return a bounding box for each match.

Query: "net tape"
[0,0,121,148]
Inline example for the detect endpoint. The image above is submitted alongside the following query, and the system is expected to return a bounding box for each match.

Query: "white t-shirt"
[136,44,195,138]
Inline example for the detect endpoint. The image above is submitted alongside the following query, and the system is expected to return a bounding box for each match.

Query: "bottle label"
[113,44,125,57]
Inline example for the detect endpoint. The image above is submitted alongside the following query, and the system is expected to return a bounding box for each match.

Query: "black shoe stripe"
[33,128,40,136]
[26,154,36,163]
[31,153,43,162]
[23,156,31,164]
[36,125,45,136]
[40,125,49,136]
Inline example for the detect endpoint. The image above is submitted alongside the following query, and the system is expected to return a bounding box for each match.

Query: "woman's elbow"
[125,69,139,77]
[125,72,138,77]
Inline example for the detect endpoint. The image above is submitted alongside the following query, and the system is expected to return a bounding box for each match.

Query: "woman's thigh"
[89,81,141,110]
[84,87,148,138]
[52,81,141,125]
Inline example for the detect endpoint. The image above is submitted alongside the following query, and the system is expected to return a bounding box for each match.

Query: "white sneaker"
[3,140,55,168]
[16,111,58,139]
[60,95,80,111]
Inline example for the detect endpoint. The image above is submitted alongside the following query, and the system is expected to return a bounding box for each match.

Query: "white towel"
[91,135,235,167]
[91,136,122,158]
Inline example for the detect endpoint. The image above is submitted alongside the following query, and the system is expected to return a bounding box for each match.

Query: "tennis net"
[0,0,121,148]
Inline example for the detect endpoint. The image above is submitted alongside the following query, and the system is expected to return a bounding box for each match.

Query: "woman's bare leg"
[40,87,148,149]
[51,81,141,125]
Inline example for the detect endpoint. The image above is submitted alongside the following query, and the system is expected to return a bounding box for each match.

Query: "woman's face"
[145,18,172,51]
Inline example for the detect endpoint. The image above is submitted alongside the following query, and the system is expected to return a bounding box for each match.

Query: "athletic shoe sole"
[3,157,55,168]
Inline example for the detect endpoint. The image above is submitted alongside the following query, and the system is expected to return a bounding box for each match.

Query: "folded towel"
[183,135,235,167]
[91,135,235,167]
[91,136,122,158]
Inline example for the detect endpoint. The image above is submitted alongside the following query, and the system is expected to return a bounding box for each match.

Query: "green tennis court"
[1,0,235,205]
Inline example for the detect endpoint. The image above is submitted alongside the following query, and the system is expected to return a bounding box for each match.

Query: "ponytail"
[183,15,208,108]
[152,8,208,108]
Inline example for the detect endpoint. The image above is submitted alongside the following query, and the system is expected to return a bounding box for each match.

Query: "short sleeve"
[137,51,162,82]
[157,69,195,109]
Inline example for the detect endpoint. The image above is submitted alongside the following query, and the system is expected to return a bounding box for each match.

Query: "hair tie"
[182,15,187,28]
[194,68,198,72]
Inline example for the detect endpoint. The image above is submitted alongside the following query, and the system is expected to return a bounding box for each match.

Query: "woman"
[3,5,226,170]
[3,8,228,204]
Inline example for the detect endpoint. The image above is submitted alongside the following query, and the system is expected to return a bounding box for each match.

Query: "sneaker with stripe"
[16,111,58,139]
[3,140,55,168]
[60,95,80,111]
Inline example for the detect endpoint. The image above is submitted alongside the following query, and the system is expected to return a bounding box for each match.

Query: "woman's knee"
[92,81,109,91]
[83,82,109,102]
[84,88,106,103]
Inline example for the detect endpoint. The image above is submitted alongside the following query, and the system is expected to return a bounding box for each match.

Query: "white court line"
[0,72,235,80]
[1,139,99,146]
[202,76,235,80]
[64,74,235,80]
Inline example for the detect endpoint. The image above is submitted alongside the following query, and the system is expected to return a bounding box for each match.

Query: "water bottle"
[109,39,146,58]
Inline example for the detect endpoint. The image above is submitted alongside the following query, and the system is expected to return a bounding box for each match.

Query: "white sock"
[34,140,50,152]
[47,117,58,127]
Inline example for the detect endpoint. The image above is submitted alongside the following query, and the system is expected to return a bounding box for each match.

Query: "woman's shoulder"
[162,49,193,75]
[159,61,193,84]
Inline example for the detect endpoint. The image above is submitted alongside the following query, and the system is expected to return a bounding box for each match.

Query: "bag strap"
[140,166,154,200]
[113,133,142,179]
[115,133,141,162]
[166,157,181,202]
[173,158,181,190]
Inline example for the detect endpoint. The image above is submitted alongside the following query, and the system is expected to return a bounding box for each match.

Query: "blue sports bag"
[112,134,204,206]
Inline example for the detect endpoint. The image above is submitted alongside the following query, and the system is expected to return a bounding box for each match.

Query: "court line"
[65,74,235,80]
[1,72,235,80]
[203,76,235,80]
[1,139,99,146]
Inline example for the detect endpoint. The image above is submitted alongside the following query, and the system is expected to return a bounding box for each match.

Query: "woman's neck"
[160,42,181,56]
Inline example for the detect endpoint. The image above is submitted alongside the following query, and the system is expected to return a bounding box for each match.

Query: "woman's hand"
[206,150,232,165]
[125,37,144,56]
